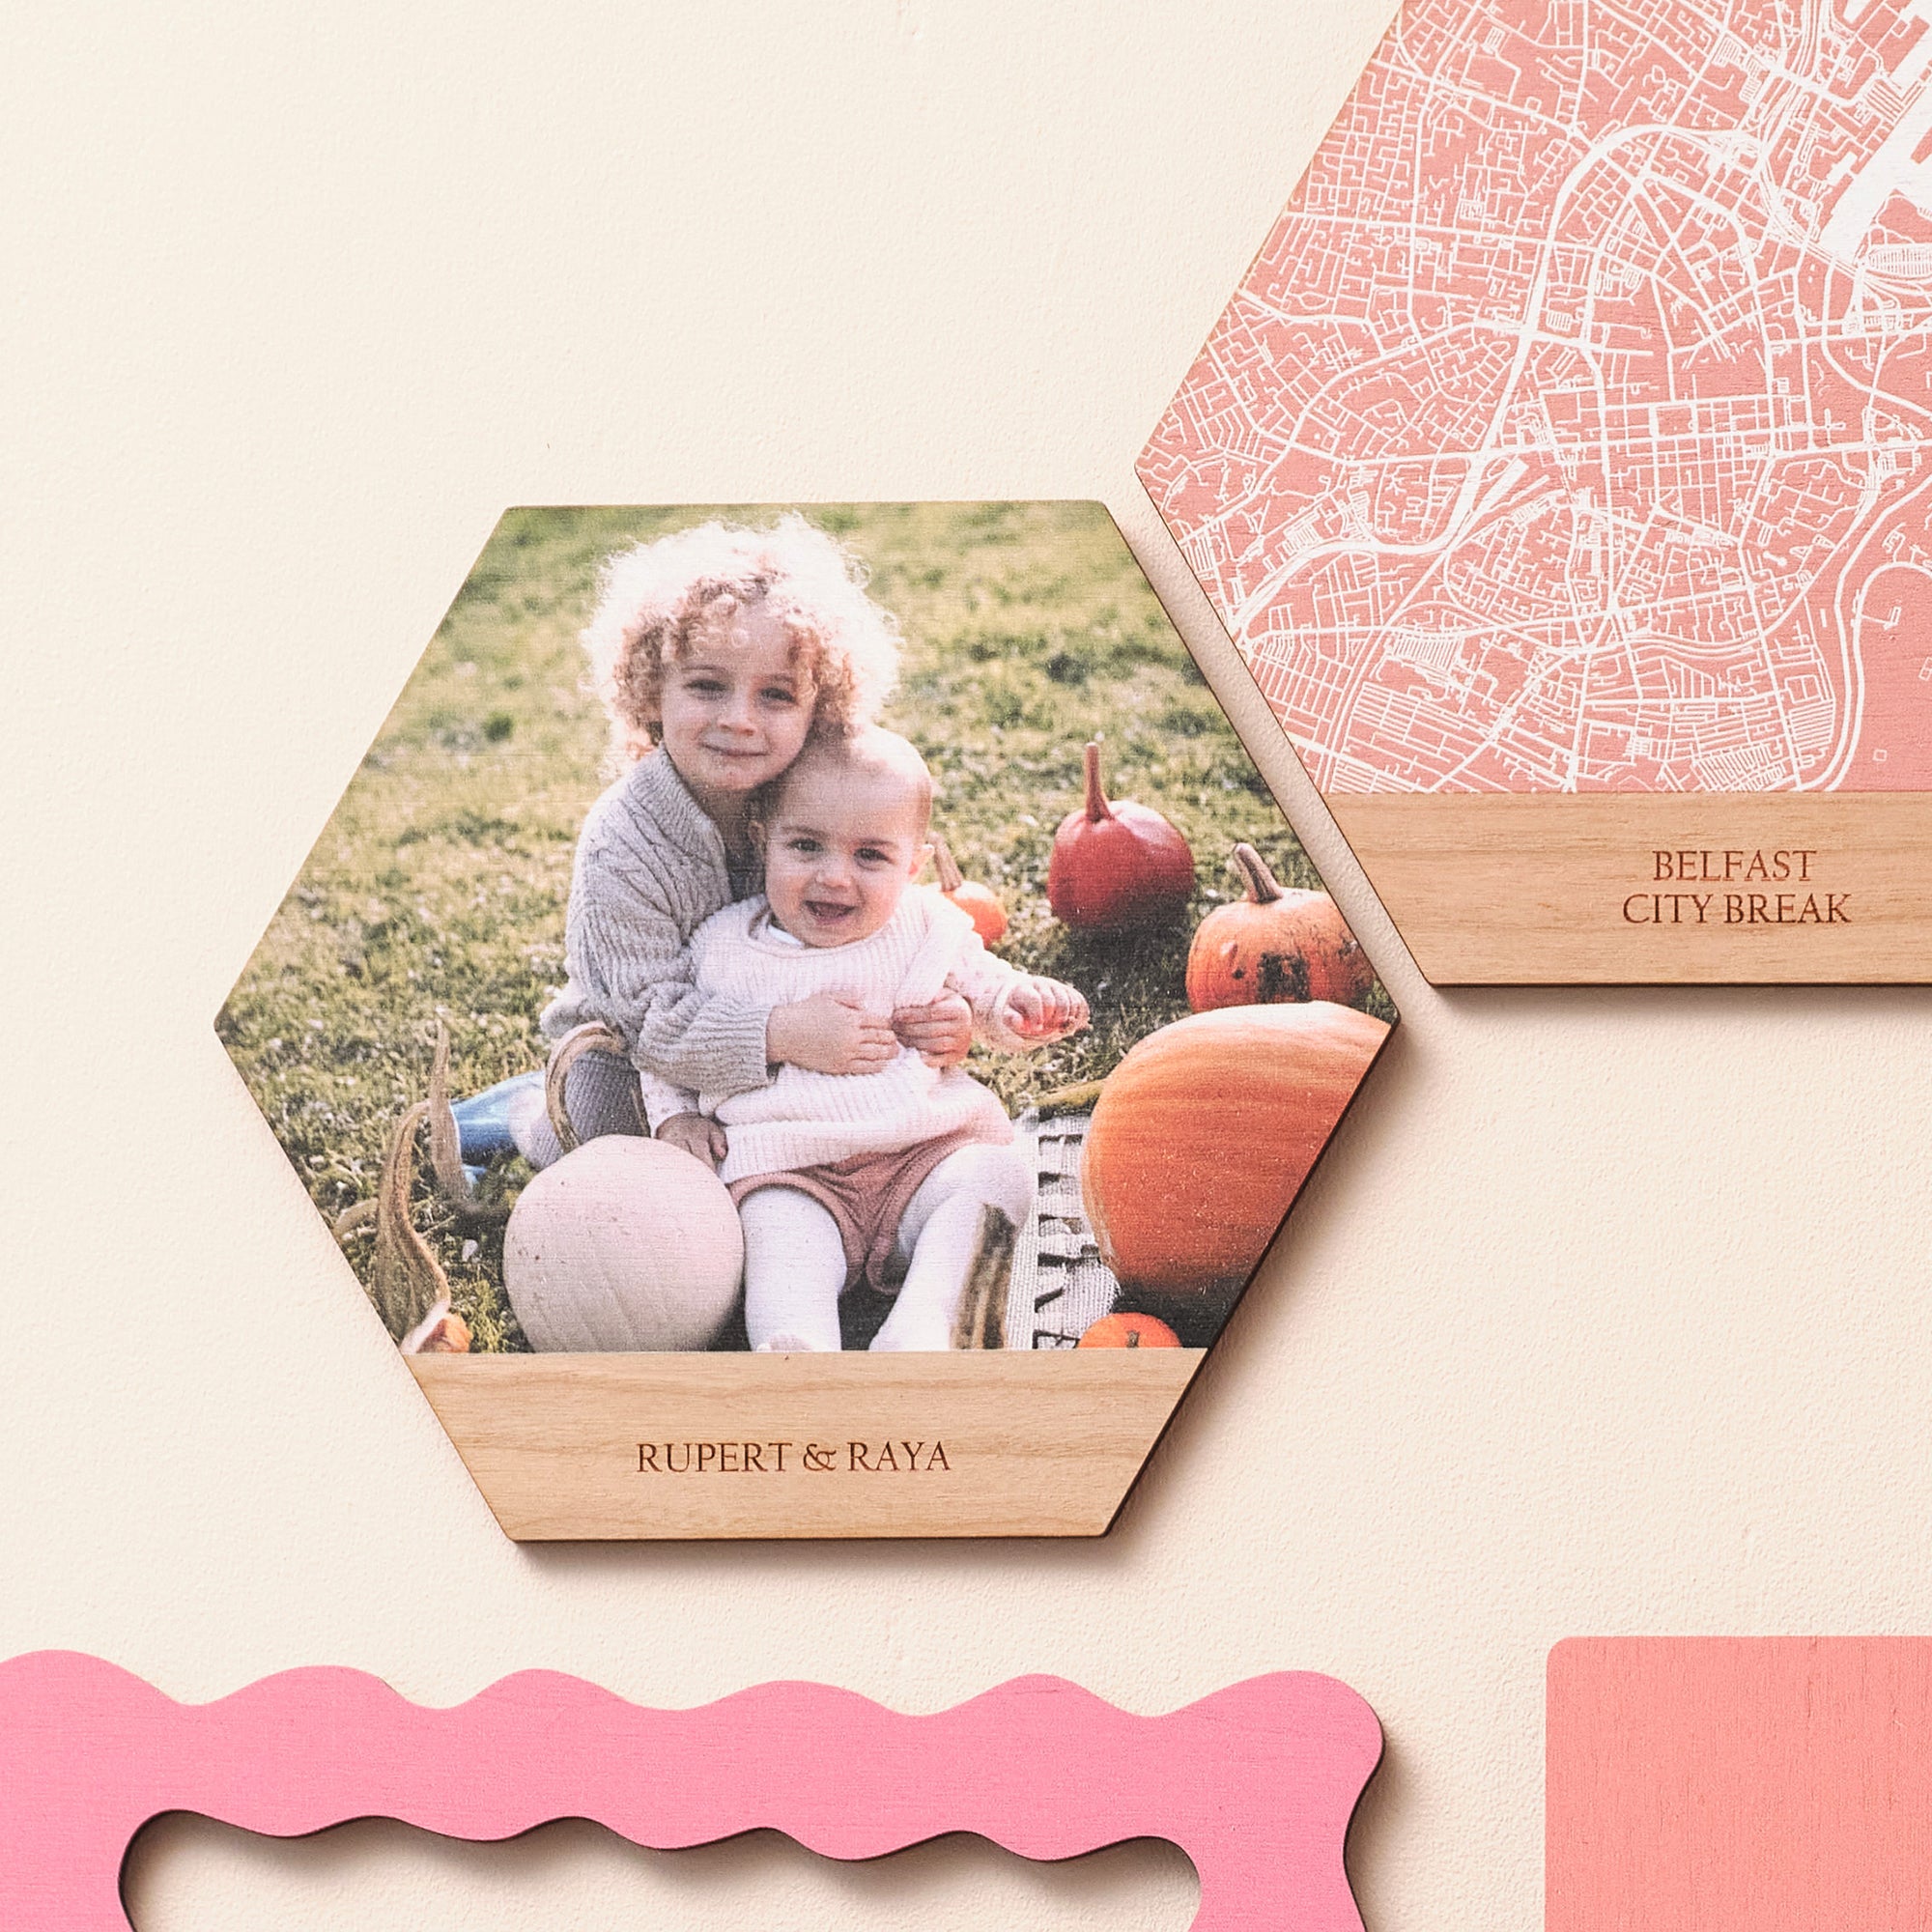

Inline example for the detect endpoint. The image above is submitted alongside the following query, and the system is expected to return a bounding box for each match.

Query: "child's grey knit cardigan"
[540,750,773,1101]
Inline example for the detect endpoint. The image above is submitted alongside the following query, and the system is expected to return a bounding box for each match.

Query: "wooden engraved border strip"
[0,1654,1381,1932]
[407,1348,1207,1542]
[1328,792,1932,983]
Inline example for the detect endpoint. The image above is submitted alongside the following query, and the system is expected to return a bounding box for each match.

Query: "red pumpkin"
[1076,1312,1181,1349]
[1186,843,1372,1010]
[1080,1003,1389,1296]
[931,832,1009,946]
[1047,741,1196,930]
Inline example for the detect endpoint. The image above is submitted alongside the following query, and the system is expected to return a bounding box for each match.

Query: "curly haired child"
[524,515,973,1167]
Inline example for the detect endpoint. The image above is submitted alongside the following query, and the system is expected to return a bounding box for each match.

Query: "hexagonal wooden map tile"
[218,503,1394,1539]
[1143,0,1932,982]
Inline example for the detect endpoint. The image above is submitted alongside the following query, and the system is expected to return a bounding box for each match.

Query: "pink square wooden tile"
[1548,1636,1932,1932]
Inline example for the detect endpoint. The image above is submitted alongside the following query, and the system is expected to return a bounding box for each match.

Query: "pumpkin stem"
[1082,740,1112,823]
[931,831,965,895]
[1230,841,1284,904]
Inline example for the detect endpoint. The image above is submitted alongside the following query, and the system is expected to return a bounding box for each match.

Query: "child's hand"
[893,991,973,1068]
[657,1113,727,1169]
[769,994,898,1076]
[1005,976,1091,1041]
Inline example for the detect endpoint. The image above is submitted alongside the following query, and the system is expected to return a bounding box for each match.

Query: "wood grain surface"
[1548,1636,1932,1932]
[1329,791,1932,982]
[409,1350,1205,1540]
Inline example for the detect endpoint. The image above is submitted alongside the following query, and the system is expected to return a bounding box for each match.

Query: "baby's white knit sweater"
[641,889,1037,1183]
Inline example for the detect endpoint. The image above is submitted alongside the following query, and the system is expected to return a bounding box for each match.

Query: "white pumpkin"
[504,1136,743,1352]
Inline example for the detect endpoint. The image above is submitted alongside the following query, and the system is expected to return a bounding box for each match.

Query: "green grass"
[217,501,1393,1350]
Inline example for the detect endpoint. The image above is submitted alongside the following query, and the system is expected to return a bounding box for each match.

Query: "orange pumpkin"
[1047,741,1195,930]
[1077,1312,1181,1349]
[1080,1003,1389,1296]
[1186,843,1372,1011]
[931,832,1008,946]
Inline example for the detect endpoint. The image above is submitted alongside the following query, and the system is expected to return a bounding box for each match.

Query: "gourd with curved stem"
[362,1095,471,1354]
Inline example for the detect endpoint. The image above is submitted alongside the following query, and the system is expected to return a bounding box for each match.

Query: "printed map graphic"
[1144,0,1932,792]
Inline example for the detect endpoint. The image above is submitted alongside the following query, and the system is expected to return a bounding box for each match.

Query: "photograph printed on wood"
[1143,1,1932,983]
[217,504,1393,1536]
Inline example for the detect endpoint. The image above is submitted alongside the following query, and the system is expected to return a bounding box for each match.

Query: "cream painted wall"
[8,2,1930,1926]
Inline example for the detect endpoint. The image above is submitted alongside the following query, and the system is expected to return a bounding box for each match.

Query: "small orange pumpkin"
[1186,843,1372,1011]
[400,1298,472,1354]
[931,832,1009,946]
[1081,1002,1390,1297]
[1077,1312,1181,1349]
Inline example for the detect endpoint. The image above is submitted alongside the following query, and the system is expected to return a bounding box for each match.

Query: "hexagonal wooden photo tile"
[218,504,1395,1539]
[1143,1,1932,983]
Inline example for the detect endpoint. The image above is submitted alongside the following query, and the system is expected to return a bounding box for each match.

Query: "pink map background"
[1145,0,1932,793]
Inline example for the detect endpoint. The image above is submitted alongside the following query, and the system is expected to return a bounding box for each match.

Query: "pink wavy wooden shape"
[0,1653,1379,1930]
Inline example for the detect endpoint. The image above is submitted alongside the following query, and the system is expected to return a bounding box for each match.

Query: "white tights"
[740,1142,1036,1351]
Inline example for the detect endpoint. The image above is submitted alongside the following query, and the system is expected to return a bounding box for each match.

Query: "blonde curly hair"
[582,515,901,763]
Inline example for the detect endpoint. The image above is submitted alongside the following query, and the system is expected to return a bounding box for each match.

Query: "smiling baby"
[640,727,1089,1351]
